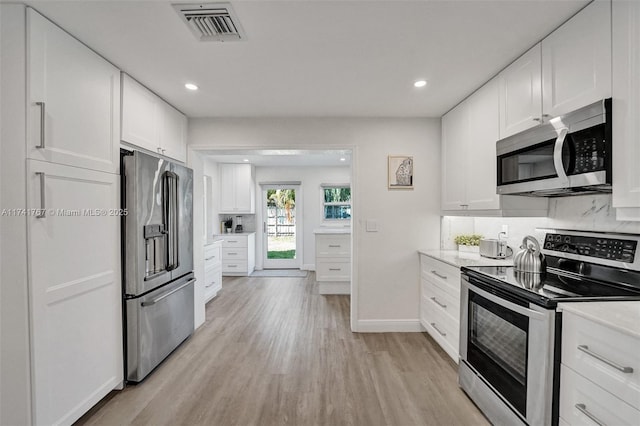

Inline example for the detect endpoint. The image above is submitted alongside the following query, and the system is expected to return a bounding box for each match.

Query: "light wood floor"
[76,274,488,426]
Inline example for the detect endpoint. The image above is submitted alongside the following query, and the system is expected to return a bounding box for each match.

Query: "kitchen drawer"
[560,365,640,426]
[562,311,640,409]
[420,294,459,361]
[204,243,222,265]
[316,259,350,282]
[222,236,247,249]
[420,277,460,323]
[204,265,222,289]
[420,255,460,296]
[222,261,248,274]
[316,235,350,258]
[222,247,248,261]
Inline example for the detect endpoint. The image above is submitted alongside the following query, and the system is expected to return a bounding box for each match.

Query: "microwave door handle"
[553,127,569,182]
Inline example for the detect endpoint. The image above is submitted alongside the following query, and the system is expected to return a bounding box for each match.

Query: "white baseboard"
[301,263,315,271]
[354,319,424,333]
[319,282,350,294]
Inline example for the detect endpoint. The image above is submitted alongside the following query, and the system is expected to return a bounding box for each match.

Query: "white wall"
[189,117,442,331]
[253,165,351,270]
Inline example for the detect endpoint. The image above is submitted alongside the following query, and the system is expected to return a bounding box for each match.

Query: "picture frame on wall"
[388,155,414,189]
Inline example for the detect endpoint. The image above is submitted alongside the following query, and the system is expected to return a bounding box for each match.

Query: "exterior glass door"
[262,185,301,269]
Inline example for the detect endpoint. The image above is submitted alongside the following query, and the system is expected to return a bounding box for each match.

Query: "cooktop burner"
[462,265,640,308]
[462,230,640,308]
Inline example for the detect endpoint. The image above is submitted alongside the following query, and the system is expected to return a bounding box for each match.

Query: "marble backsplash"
[442,194,640,250]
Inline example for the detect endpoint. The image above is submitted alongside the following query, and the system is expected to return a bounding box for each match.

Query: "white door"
[541,0,611,117]
[27,159,123,425]
[499,44,543,138]
[262,185,301,269]
[441,102,468,211]
[27,8,120,173]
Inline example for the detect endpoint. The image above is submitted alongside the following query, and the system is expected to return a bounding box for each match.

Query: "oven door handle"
[467,281,547,321]
[553,127,569,182]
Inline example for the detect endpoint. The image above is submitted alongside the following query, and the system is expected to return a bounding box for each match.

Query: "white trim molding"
[355,319,425,333]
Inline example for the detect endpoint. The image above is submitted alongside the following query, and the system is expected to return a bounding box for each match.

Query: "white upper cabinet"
[441,79,548,216]
[121,74,160,153]
[441,102,468,211]
[160,102,188,163]
[466,78,501,211]
[612,0,640,221]
[499,45,542,138]
[219,163,255,214]
[541,0,612,118]
[27,8,120,174]
[498,1,612,139]
[121,73,187,163]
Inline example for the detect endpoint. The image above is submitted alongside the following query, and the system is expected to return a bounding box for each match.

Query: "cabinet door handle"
[430,270,447,280]
[328,245,341,248]
[431,323,446,337]
[431,297,447,309]
[205,256,215,261]
[575,404,606,426]
[36,102,45,148]
[577,345,634,373]
[35,172,46,218]
[533,117,541,122]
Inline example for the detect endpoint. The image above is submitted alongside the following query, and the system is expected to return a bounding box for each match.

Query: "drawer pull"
[430,270,447,280]
[328,244,341,248]
[227,240,238,243]
[575,404,607,426]
[430,297,447,309]
[205,256,215,261]
[431,323,446,337]
[227,252,238,255]
[329,268,342,271]
[577,345,634,373]
[227,265,238,268]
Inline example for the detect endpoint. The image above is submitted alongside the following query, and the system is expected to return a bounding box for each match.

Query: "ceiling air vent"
[173,3,245,42]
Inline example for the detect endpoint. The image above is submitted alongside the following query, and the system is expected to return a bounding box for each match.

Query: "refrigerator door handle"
[164,171,180,271]
[140,278,195,307]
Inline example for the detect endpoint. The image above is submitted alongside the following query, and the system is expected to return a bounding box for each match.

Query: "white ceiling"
[202,149,352,166]
[19,0,590,118]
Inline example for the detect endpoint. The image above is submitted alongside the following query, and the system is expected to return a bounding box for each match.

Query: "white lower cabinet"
[204,241,222,302]
[27,159,123,425]
[315,232,351,294]
[559,308,640,426]
[222,233,255,276]
[419,254,461,362]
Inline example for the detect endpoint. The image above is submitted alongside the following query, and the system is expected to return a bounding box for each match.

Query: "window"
[322,185,351,220]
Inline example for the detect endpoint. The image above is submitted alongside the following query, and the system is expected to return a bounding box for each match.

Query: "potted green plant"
[454,234,483,254]
[224,217,233,233]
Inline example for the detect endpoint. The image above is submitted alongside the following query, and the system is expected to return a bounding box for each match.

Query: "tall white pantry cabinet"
[1,6,123,426]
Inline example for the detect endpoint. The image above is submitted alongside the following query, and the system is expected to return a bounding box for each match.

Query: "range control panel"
[544,233,637,263]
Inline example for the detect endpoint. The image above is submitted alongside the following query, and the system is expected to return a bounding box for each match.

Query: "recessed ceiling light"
[340,157,346,162]
[185,83,198,91]
[414,80,427,88]
[243,159,249,162]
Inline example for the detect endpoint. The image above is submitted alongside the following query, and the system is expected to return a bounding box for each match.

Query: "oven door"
[460,274,556,426]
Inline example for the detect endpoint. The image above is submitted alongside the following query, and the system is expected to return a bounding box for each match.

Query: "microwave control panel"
[544,233,637,263]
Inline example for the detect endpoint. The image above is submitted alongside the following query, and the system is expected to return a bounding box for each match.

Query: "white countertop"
[314,228,351,234]
[558,301,640,339]
[207,232,255,245]
[418,249,514,268]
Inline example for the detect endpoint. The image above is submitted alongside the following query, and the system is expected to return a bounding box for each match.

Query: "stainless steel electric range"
[458,229,640,426]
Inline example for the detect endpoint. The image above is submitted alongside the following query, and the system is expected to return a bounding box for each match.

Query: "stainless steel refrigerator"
[121,149,194,382]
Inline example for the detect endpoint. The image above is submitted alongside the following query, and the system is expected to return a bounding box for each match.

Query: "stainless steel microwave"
[496,98,612,197]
